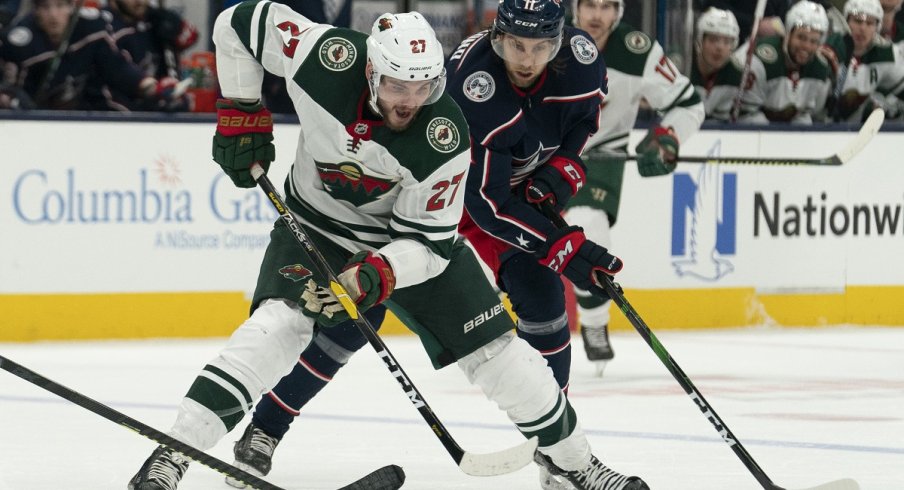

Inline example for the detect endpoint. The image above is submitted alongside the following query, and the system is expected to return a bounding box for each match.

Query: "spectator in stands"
[104,0,198,79]
[747,0,832,123]
[103,0,197,110]
[824,0,904,121]
[691,7,767,122]
[0,0,185,111]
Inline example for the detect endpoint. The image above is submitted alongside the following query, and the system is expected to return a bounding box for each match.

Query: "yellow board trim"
[1,286,902,341]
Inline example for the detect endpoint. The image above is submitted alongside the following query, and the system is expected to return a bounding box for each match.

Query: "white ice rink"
[1,326,902,490]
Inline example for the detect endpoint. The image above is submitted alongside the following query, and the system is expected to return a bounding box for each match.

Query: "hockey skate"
[225,423,281,488]
[128,445,190,490]
[535,452,649,490]
[580,324,614,376]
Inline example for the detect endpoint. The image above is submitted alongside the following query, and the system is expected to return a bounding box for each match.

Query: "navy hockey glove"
[535,225,623,292]
[518,154,586,213]
[635,126,679,177]
[212,98,275,188]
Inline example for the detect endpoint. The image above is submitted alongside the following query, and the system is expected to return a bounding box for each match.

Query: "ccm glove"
[535,225,623,291]
[212,98,275,188]
[635,126,679,177]
[518,154,586,213]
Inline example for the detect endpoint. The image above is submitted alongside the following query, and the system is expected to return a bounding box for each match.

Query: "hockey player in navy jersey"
[128,2,648,490]
[451,0,613,394]
[450,1,648,488]
[0,0,184,110]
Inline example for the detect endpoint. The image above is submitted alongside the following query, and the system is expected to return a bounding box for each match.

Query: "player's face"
[576,0,620,40]
[114,0,149,20]
[35,0,74,41]
[498,34,557,88]
[699,33,734,70]
[848,14,879,52]
[376,76,433,131]
[786,27,823,66]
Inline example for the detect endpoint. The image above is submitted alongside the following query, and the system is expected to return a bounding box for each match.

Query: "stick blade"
[835,108,884,165]
[458,436,539,476]
[788,478,860,490]
[338,464,405,490]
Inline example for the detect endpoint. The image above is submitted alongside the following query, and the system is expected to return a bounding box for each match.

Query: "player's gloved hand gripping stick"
[250,163,538,477]
[536,199,860,490]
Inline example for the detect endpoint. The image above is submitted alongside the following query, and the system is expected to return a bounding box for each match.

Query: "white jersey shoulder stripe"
[541,88,605,104]
[480,109,523,146]
[249,0,271,60]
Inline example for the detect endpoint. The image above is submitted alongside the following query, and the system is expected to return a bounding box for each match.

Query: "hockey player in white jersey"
[748,0,833,124]
[566,0,704,373]
[824,0,904,121]
[127,3,647,490]
[690,7,767,122]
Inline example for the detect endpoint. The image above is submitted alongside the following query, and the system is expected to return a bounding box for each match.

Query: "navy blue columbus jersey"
[0,8,144,110]
[447,26,606,253]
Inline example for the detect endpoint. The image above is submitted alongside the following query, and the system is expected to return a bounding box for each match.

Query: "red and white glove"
[337,251,396,308]
[536,225,623,291]
[520,154,586,213]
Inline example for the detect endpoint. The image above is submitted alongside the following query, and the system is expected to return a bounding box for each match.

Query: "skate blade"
[593,361,609,377]
[224,462,263,489]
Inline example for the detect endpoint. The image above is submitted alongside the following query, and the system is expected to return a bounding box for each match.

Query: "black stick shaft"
[0,355,284,490]
[253,169,467,466]
[541,203,784,490]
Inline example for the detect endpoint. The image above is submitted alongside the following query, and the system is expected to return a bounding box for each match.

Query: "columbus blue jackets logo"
[426,117,461,153]
[463,71,495,102]
[319,37,356,71]
[316,160,395,206]
[279,264,313,282]
[570,35,598,65]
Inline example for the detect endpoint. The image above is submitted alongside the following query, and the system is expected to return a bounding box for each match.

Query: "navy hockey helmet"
[492,0,565,63]
[494,0,566,39]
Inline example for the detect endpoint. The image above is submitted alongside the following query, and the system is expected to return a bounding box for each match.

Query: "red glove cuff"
[216,100,273,136]
[538,229,586,273]
[547,155,586,196]
[362,252,396,304]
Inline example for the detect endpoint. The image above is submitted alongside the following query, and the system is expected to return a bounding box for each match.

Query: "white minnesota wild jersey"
[690,50,767,123]
[749,35,831,124]
[588,23,703,152]
[825,33,904,122]
[213,1,471,288]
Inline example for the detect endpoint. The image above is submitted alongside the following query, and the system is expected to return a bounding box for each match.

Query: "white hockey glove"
[300,279,346,326]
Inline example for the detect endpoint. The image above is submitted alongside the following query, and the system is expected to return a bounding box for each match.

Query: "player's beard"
[379,100,422,132]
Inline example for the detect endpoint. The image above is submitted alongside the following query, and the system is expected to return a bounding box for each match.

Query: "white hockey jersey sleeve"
[213,1,330,101]
[641,42,705,143]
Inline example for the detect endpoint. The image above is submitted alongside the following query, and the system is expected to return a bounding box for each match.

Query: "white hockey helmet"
[785,0,830,41]
[366,12,446,114]
[571,0,624,31]
[844,0,884,22]
[695,8,740,52]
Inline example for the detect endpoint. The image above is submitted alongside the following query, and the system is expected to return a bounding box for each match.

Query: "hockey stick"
[629,108,884,166]
[33,0,87,105]
[0,355,404,490]
[250,164,538,476]
[535,201,860,490]
[731,0,767,122]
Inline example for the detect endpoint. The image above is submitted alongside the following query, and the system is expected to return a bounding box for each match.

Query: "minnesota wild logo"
[316,161,396,206]
[377,17,393,32]
[278,264,312,282]
[426,117,460,153]
[319,37,356,71]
